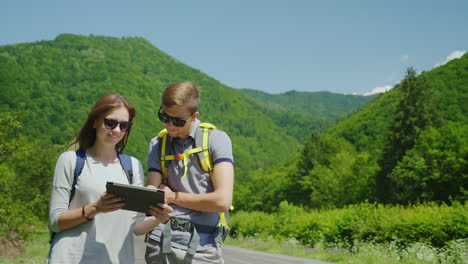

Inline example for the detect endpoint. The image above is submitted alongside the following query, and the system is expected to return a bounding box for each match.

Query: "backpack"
[49,150,133,243]
[158,122,231,235]
[70,150,133,202]
[159,122,216,182]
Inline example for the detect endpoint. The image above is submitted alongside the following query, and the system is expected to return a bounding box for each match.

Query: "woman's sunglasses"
[158,106,193,127]
[103,118,131,132]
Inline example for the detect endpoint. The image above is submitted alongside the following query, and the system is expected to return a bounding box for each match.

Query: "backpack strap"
[158,123,216,182]
[51,150,86,244]
[71,151,133,202]
[195,123,216,173]
[158,129,169,184]
[195,123,231,229]
[117,152,133,184]
[70,150,86,203]
[157,123,231,229]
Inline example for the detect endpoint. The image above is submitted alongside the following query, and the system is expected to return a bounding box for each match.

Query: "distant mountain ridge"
[0,33,376,182]
[241,89,376,122]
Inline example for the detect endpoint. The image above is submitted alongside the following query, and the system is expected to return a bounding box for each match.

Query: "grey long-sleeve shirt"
[48,151,145,264]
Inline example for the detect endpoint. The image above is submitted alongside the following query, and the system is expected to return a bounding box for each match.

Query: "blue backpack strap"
[51,150,86,244]
[70,150,86,203]
[118,152,133,184]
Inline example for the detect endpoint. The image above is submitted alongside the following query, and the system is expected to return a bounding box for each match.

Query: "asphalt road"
[134,235,333,264]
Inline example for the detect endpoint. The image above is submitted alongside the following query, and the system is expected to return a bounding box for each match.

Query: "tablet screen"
[106,182,165,213]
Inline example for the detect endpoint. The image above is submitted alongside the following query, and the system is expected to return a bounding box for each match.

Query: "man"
[145,81,234,264]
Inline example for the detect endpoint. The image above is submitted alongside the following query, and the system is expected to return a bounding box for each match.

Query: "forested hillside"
[240,89,376,139]
[243,89,375,122]
[237,54,468,211]
[0,34,376,250]
[0,33,372,183]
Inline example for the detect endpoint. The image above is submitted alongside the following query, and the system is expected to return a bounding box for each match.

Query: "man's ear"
[193,112,199,119]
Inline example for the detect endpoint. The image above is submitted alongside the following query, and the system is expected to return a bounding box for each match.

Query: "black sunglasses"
[158,106,193,127]
[103,118,131,132]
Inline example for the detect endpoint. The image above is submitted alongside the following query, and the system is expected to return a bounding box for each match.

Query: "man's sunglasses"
[158,106,193,127]
[103,118,131,132]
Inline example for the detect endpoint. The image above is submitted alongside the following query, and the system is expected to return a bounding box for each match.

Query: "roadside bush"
[0,113,57,257]
[383,202,468,247]
[0,193,37,248]
[229,211,275,238]
[323,203,380,247]
[275,201,322,245]
[230,201,468,250]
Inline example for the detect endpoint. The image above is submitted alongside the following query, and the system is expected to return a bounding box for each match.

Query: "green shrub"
[230,201,468,250]
[323,203,379,246]
[275,201,322,245]
[229,211,275,238]
[0,193,38,243]
[383,202,468,247]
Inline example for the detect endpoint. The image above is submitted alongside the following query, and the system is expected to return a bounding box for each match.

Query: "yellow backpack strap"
[158,129,201,181]
[158,123,216,181]
[196,123,234,228]
[158,129,170,184]
[175,148,203,179]
[195,123,216,173]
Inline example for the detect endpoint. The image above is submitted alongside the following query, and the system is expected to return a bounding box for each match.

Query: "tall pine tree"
[376,67,436,203]
[285,133,328,205]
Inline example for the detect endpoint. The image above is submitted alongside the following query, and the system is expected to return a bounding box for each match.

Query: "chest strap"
[160,147,205,180]
[159,123,215,182]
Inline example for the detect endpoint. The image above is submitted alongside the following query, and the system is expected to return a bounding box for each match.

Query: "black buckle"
[170,218,192,232]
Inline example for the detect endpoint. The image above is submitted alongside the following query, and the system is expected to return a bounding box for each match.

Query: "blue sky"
[1,0,467,95]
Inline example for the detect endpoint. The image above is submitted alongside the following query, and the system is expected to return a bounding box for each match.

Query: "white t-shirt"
[47,151,145,264]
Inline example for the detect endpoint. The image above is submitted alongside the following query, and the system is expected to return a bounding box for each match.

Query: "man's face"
[159,105,198,139]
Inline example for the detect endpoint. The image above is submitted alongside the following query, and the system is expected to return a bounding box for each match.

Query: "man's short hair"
[162,82,200,113]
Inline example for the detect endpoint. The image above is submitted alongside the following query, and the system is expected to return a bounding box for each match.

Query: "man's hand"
[158,184,177,204]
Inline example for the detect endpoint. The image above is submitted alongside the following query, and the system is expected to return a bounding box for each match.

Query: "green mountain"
[238,53,468,211]
[329,54,468,153]
[240,89,376,138]
[0,33,373,183]
[241,89,376,122]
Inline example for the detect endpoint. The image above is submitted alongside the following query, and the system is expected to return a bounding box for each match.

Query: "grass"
[224,236,468,264]
[0,224,49,264]
[2,225,467,264]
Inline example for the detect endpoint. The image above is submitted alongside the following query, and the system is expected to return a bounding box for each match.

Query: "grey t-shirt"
[147,119,234,250]
[47,151,145,264]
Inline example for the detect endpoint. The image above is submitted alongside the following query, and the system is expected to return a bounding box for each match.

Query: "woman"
[48,94,171,263]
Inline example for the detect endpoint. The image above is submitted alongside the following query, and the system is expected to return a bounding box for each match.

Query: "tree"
[285,133,331,206]
[391,122,468,203]
[0,113,38,248]
[301,136,377,208]
[377,67,437,203]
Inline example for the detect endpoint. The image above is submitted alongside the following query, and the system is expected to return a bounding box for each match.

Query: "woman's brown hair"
[69,94,136,152]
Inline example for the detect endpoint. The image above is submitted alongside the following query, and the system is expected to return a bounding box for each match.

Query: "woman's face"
[94,106,130,147]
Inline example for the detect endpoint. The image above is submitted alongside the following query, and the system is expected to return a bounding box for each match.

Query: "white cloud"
[364,85,393,96]
[434,50,466,67]
[363,50,465,96]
